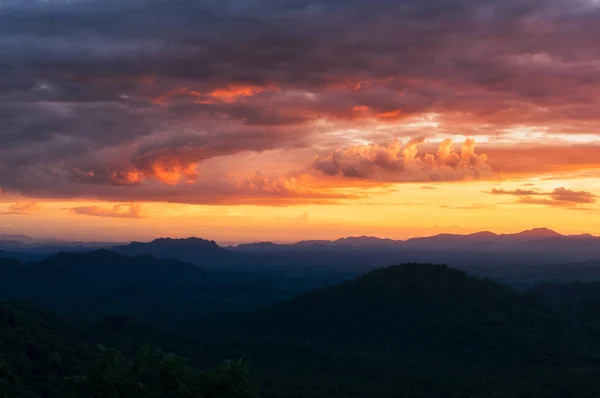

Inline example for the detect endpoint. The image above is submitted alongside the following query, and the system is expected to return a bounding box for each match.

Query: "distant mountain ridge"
[111,237,246,271]
[4,228,600,290]
[0,250,307,325]
[233,228,597,250]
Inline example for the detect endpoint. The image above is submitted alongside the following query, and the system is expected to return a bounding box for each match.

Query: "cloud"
[1,0,600,204]
[439,203,494,210]
[489,188,542,196]
[69,204,146,218]
[1,202,42,215]
[26,172,357,206]
[483,145,600,176]
[313,138,493,182]
[550,187,597,204]
[488,186,597,208]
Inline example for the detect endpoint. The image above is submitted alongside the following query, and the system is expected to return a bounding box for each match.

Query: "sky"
[1,0,600,243]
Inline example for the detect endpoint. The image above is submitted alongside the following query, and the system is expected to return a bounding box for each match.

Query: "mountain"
[228,229,600,287]
[252,263,595,363]
[509,227,562,239]
[112,237,243,270]
[0,233,36,242]
[231,228,598,251]
[111,237,365,284]
[333,235,398,247]
[6,261,600,398]
[0,250,308,326]
[0,249,50,263]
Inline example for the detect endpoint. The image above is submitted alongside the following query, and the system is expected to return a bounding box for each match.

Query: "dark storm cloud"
[1,0,600,201]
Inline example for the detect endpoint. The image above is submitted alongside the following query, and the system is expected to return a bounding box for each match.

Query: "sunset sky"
[1,0,600,243]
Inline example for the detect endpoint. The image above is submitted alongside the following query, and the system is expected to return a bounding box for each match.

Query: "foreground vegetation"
[0,303,257,398]
[3,263,600,397]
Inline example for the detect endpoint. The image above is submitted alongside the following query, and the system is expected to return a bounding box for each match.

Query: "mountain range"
[3,239,600,396]
[0,250,319,327]
[3,228,600,290]
[232,228,598,251]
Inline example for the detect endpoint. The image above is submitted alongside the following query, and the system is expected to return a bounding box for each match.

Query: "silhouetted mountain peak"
[467,231,498,238]
[333,236,397,246]
[150,237,222,249]
[510,227,561,238]
[0,234,35,243]
[256,263,565,362]
[264,263,525,326]
[293,239,334,247]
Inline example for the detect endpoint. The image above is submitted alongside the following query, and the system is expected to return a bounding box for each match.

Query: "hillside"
[0,250,306,327]
[0,302,257,398]
[253,264,597,363]
[5,263,600,397]
[534,281,600,304]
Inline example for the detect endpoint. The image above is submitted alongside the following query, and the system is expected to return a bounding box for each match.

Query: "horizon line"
[3,227,598,247]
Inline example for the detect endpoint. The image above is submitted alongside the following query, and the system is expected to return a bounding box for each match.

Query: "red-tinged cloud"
[69,204,146,219]
[3,0,600,205]
[151,84,271,106]
[489,186,597,208]
[313,138,493,182]
[15,170,357,206]
[70,168,142,186]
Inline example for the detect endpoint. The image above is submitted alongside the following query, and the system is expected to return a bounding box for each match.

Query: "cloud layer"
[1,0,600,204]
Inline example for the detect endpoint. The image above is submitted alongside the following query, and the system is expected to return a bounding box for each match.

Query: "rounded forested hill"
[253,263,597,363]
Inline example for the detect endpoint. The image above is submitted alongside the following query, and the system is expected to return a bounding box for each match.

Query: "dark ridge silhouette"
[112,237,242,270]
[0,233,35,242]
[333,235,398,247]
[231,228,600,252]
[251,263,595,363]
[509,227,562,239]
[0,250,308,325]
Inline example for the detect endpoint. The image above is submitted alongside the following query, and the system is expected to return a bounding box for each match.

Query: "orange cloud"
[208,84,267,103]
[69,204,146,218]
[351,105,370,113]
[313,137,493,182]
[551,187,596,203]
[148,158,198,186]
[151,87,202,105]
[377,109,403,118]
[483,145,600,176]
[203,172,359,205]
[439,203,494,210]
[489,186,597,208]
[70,168,141,186]
[152,84,270,105]
[2,202,42,215]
